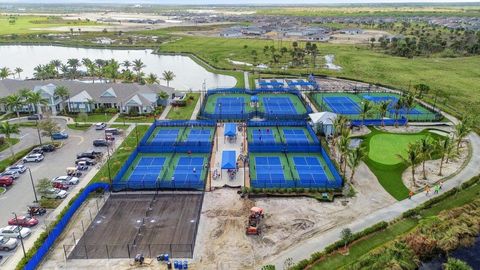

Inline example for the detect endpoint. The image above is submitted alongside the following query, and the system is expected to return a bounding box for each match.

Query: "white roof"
[101,87,117,98]
[125,94,142,106]
[69,90,93,103]
[309,112,337,125]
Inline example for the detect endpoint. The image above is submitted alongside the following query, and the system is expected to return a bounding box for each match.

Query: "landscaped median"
[280,175,480,270]
[166,93,200,120]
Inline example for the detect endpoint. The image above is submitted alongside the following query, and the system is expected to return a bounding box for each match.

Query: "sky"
[1,0,479,4]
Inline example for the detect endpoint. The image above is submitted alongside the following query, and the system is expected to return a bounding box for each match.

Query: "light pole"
[27,168,38,203]
[106,143,112,184]
[12,212,26,258]
[35,120,42,145]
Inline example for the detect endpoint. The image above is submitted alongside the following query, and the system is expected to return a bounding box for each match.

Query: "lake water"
[0,45,237,90]
[419,236,480,270]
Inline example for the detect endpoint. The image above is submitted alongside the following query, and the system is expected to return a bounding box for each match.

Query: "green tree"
[338,129,351,176]
[377,100,391,127]
[454,120,471,153]
[54,86,70,115]
[436,137,452,176]
[132,59,146,80]
[347,147,366,183]
[341,228,352,250]
[162,70,175,87]
[360,100,373,126]
[413,83,430,98]
[38,118,60,139]
[393,98,404,127]
[26,91,49,114]
[5,94,24,118]
[0,67,11,80]
[0,121,20,158]
[402,93,416,126]
[443,258,473,270]
[419,137,434,179]
[36,178,52,197]
[397,142,422,187]
[14,67,23,79]
[146,73,159,84]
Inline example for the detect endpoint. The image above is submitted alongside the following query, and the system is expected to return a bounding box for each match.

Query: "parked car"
[0,226,31,239]
[7,216,38,227]
[0,170,20,179]
[51,132,68,140]
[6,164,27,174]
[31,147,44,155]
[27,205,47,217]
[76,150,102,159]
[52,175,79,185]
[105,128,120,135]
[0,236,18,251]
[93,139,109,147]
[75,158,96,166]
[42,188,67,199]
[41,144,56,152]
[0,176,13,187]
[105,133,115,141]
[23,153,44,163]
[95,122,106,130]
[27,114,42,121]
[52,182,69,190]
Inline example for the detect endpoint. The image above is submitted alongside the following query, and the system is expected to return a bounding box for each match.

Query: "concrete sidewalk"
[267,132,480,269]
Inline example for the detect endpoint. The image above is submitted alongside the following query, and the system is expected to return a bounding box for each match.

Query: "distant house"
[219,29,243,38]
[302,34,331,42]
[339,29,364,35]
[242,26,266,36]
[0,79,174,115]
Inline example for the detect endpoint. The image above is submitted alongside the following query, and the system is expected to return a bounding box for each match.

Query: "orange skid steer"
[246,207,264,235]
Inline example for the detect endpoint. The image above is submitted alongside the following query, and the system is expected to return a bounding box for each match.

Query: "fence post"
[106,244,110,259]
[81,220,85,234]
[148,244,152,258]
[72,232,76,244]
[127,244,131,258]
[63,245,67,261]
[84,244,88,259]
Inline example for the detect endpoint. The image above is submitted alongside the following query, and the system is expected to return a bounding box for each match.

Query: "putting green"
[368,133,427,165]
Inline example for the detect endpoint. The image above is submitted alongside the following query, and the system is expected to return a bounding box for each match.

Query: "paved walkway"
[190,97,202,120]
[159,104,172,120]
[267,131,480,269]
[244,71,250,90]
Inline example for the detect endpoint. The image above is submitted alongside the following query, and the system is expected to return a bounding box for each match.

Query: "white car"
[0,170,20,179]
[0,226,31,239]
[6,164,27,174]
[52,176,79,185]
[0,236,18,251]
[95,122,106,130]
[42,188,67,199]
[23,153,44,163]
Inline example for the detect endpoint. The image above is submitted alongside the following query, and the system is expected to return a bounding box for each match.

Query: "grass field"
[0,138,19,153]
[66,123,91,131]
[70,113,114,123]
[361,129,442,200]
[0,15,98,35]
[116,114,157,123]
[158,36,480,127]
[167,93,200,120]
[310,176,480,269]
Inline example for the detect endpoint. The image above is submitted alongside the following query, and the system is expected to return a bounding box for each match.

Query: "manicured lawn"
[0,146,34,172]
[0,15,98,35]
[167,93,200,120]
[116,114,157,123]
[310,177,480,269]
[70,113,114,123]
[66,124,91,131]
[0,187,5,194]
[0,138,20,153]
[109,124,131,130]
[361,128,442,200]
[368,133,426,165]
[91,125,150,183]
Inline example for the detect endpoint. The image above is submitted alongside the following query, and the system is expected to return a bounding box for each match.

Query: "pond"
[419,236,480,270]
[0,45,237,90]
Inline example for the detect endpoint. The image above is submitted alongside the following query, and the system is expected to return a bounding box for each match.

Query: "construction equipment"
[246,207,264,235]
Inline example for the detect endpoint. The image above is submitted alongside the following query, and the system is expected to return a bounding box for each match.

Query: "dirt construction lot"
[69,193,203,259]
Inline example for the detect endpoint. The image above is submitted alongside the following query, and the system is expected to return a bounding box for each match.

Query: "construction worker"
[408,190,414,199]
[425,185,431,196]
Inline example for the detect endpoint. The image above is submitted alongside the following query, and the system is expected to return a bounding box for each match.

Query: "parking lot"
[0,120,115,259]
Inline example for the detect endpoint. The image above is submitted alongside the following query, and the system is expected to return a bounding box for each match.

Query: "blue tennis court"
[128,157,165,181]
[293,156,327,183]
[186,129,211,142]
[362,95,422,115]
[323,96,360,114]
[172,157,205,182]
[252,129,275,143]
[263,97,297,115]
[215,97,246,114]
[283,129,309,143]
[151,129,180,143]
[255,156,285,181]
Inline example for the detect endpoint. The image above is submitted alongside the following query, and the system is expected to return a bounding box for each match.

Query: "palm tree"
[454,120,471,153]
[360,100,373,127]
[5,94,24,118]
[378,100,391,127]
[50,59,62,77]
[393,98,404,127]
[162,70,176,87]
[27,91,49,114]
[121,69,135,83]
[122,60,131,70]
[347,147,366,183]
[338,130,351,177]
[104,59,120,83]
[419,137,434,179]
[60,64,70,79]
[0,121,20,158]
[0,67,11,79]
[54,86,70,115]
[67,58,80,79]
[14,67,23,79]
[436,137,452,176]
[132,59,145,78]
[402,93,416,126]
[397,142,422,187]
[146,73,159,84]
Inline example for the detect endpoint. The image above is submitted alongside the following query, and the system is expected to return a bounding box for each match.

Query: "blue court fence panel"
[24,183,110,270]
